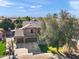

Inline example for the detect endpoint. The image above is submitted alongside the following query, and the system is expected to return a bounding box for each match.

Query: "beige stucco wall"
[23,28,38,38]
[16,42,41,54]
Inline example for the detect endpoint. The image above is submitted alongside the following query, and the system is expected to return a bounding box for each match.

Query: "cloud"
[31,5,42,8]
[0,0,13,7]
[68,10,79,17]
[18,6,24,9]
[69,0,79,10]
[69,0,79,17]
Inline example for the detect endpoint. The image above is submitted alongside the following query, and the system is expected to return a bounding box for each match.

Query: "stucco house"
[14,20,42,43]
[14,20,42,54]
[0,28,5,41]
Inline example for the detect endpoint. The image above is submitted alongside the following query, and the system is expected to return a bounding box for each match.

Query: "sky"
[0,0,79,17]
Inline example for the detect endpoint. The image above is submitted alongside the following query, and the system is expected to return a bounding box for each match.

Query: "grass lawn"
[0,41,6,58]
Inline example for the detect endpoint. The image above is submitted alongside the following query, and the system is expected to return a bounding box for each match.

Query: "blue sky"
[0,0,79,17]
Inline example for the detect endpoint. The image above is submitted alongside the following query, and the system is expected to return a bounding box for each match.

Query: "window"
[31,29,33,33]
[17,38,24,43]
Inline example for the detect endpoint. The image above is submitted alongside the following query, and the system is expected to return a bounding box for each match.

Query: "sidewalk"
[0,56,9,59]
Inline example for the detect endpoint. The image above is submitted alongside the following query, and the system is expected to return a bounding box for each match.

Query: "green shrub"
[0,41,6,58]
[48,46,57,54]
[48,46,63,54]
[38,44,48,52]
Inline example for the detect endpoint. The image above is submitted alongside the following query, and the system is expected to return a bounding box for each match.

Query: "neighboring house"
[23,20,42,28]
[0,28,5,40]
[0,31,3,40]
[0,16,5,23]
[9,17,17,22]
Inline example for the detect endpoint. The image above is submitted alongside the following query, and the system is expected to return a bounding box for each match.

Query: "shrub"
[48,46,63,54]
[38,44,48,53]
[0,41,6,58]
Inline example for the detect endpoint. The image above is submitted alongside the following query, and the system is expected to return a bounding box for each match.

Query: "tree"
[16,23,22,28]
[59,10,77,53]
[14,17,23,28]
[19,16,31,21]
[37,17,47,44]
[14,17,22,24]
[38,11,78,54]
[53,13,58,19]
[39,14,59,45]
[59,10,69,20]
[51,28,66,52]
[46,13,66,52]
[0,18,15,31]
[24,16,31,21]
[38,13,66,54]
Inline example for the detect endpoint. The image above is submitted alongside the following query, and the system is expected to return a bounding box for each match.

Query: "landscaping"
[39,44,64,54]
[0,41,6,58]
[38,44,48,53]
[48,46,63,53]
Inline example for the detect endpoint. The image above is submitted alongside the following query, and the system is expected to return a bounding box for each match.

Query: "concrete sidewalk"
[0,56,9,59]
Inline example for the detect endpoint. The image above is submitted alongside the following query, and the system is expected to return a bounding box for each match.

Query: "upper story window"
[31,29,33,33]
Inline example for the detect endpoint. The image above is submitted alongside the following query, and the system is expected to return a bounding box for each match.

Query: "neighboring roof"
[23,21,29,26]
[14,29,24,37]
[0,31,3,33]
[11,29,15,32]
[0,28,4,30]
[22,20,42,29]
[0,28,4,32]
[21,24,31,29]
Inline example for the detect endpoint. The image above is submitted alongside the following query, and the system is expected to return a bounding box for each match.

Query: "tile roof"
[22,20,42,28]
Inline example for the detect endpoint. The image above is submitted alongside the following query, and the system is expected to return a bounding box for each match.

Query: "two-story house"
[14,20,42,53]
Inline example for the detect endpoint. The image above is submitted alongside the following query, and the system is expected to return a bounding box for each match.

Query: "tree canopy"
[38,10,78,53]
[0,18,15,31]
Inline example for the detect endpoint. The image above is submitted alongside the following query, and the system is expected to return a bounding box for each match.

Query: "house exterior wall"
[16,42,41,54]
[23,28,38,38]
[0,31,4,40]
[15,28,40,43]
[15,27,41,51]
[22,28,39,42]
[0,33,2,40]
[15,36,24,43]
